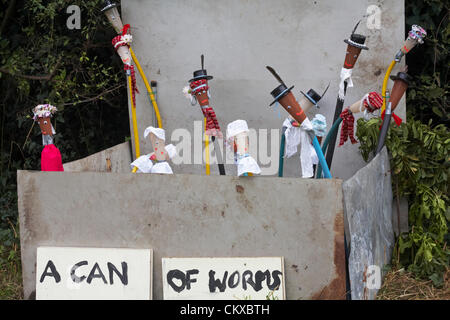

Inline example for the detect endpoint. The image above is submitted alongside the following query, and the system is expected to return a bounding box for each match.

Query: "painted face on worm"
[190,79,210,106]
[38,117,53,136]
[344,45,362,69]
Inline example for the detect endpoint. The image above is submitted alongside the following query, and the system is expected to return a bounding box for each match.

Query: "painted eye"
[43,121,48,125]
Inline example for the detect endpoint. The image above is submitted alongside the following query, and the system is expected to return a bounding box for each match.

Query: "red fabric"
[190,79,209,94]
[339,108,357,146]
[202,106,221,136]
[364,92,383,112]
[190,79,221,136]
[124,64,139,106]
[111,35,127,50]
[381,110,403,126]
[41,144,64,172]
[121,24,130,35]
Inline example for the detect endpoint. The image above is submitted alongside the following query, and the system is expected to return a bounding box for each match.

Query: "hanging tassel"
[124,64,139,106]
[339,108,357,146]
[121,24,130,35]
[381,110,403,126]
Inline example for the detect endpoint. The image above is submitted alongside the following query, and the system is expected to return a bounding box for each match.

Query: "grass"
[376,267,450,300]
[0,244,23,300]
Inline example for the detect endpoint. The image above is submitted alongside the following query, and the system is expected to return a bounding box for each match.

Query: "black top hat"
[344,33,369,50]
[190,54,213,82]
[189,69,213,83]
[390,72,412,85]
[269,84,295,106]
[101,0,119,12]
[300,89,322,108]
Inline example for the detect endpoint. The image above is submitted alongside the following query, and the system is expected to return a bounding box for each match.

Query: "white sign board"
[162,257,285,300]
[36,247,152,300]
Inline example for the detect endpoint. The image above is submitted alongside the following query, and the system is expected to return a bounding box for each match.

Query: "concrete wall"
[121,0,405,180]
[342,147,395,300]
[18,171,345,300]
[63,141,132,173]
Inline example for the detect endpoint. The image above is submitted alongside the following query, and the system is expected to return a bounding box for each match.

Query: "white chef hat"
[144,126,165,141]
[226,120,249,140]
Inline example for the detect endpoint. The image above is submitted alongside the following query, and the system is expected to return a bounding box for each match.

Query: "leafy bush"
[356,118,449,285]
[0,0,129,248]
[405,0,449,125]
[355,0,449,287]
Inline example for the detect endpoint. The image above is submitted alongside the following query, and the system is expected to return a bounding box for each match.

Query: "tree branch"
[0,58,62,81]
[62,84,125,106]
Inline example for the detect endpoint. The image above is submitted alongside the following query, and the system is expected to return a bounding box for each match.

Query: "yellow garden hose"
[130,47,163,129]
[128,74,141,159]
[381,60,397,113]
[204,117,210,175]
[129,50,160,173]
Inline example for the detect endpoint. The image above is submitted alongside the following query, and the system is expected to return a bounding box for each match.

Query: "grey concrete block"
[342,147,395,300]
[18,171,346,300]
[63,141,132,173]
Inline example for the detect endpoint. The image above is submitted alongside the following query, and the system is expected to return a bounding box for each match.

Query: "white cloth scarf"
[338,67,354,100]
[237,155,261,177]
[130,144,177,174]
[283,118,318,178]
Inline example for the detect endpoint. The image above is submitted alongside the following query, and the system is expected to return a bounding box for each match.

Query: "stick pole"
[325,82,347,170]
[307,131,332,179]
[211,136,226,175]
[128,74,140,158]
[278,126,287,177]
[316,117,343,179]
[204,117,210,175]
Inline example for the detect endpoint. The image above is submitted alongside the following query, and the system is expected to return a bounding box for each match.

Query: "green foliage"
[0,0,130,253]
[356,1,450,285]
[356,118,450,285]
[405,0,449,124]
[0,219,22,299]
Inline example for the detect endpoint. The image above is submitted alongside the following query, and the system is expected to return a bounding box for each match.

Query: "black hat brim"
[269,85,295,106]
[189,75,213,83]
[101,2,119,12]
[300,91,319,107]
[390,74,412,85]
[344,39,369,50]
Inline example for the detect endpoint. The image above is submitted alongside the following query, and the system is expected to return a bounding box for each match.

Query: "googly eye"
[43,121,48,125]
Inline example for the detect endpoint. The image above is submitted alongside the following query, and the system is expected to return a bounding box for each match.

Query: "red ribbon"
[203,107,220,131]
[381,110,403,126]
[339,108,357,146]
[364,92,383,112]
[121,24,130,36]
[124,65,139,106]
[190,79,209,95]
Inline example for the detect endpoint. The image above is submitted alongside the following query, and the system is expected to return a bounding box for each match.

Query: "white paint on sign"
[162,257,285,300]
[36,247,152,300]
